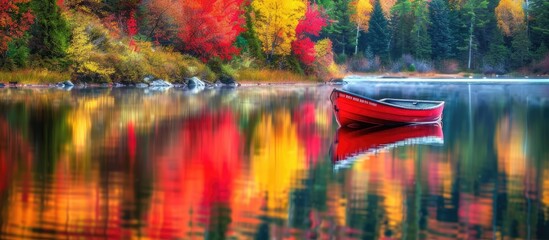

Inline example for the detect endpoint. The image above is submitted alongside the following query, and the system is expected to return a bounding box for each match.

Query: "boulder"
[150,79,173,87]
[186,77,206,88]
[63,80,74,87]
[143,75,154,83]
[216,74,239,87]
[218,74,238,85]
[114,82,126,87]
[136,83,149,88]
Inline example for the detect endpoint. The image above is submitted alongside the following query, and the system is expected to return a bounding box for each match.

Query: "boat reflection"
[332,123,444,170]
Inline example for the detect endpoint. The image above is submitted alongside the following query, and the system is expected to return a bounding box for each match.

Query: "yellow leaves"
[351,0,373,31]
[251,0,306,56]
[495,0,525,36]
[67,24,115,78]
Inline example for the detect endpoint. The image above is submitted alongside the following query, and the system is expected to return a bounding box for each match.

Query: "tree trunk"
[355,24,360,55]
[467,15,475,70]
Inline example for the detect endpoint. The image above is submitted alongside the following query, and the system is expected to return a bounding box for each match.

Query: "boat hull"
[330,89,444,127]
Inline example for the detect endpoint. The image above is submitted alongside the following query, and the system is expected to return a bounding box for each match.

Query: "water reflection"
[332,123,444,169]
[0,83,548,239]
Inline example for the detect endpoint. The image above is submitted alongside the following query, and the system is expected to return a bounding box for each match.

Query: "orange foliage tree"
[0,0,34,53]
[495,0,525,36]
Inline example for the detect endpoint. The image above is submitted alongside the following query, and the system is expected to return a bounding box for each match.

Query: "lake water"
[0,82,548,239]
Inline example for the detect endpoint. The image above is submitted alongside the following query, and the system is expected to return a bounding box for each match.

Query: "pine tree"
[367,0,389,62]
[325,0,355,56]
[411,0,431,60]
[531,0,549,47]
[389,0,414,59]
[428,0,453,60]
[510,27,532,68]
[29,0,70,59]
[483,29,509,68]
[240,4,264,61]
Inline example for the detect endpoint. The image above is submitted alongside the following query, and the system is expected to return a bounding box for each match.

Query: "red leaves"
[292,4,327,66]
[177,0,246,61]
[0,0,34,53]
[295,4,327,38]
[127,10,138,50]
[292,38,316,65]
[127,10,138,37]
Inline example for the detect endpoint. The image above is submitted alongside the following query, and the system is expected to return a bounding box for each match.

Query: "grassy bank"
[0,69,70,84]
[236,69,318,83]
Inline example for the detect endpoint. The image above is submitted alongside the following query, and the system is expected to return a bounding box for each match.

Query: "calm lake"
[0,82,548,239]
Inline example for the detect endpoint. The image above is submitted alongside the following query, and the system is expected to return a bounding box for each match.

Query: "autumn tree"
[141,0,181,43]
[495,0,525,36]
[292,4,327,65]
[0,0,34,54]
[177,0,246,61]
[350,0,373,54]
[252,0,306,60]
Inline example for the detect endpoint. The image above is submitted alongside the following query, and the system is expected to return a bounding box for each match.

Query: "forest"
[1,0,549,83]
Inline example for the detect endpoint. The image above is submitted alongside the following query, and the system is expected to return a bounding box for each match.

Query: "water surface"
[0,82,548,239]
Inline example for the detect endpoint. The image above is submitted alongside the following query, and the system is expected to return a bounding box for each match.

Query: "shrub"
[408,63,416,72]
[439,60,460,74]
[65,13,213,83]
[533,54,549,74]
[481,63,507,75]
[390,60,404,73]
[312,39,340,80]
[335,53,348,64]
[348,56,370,72]
[414,60,433,73]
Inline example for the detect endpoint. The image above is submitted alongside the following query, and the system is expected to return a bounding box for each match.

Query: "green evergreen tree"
[367,0,389,62]
[240,4,264,62]
[390,0,414,60]
[411,0,431,60]
[531,0,549,48]
[483,29,509,68]
[29,0,70,60]
[428,0,453,60]
[461,0,489,69]
[510,27,532,68]
[324,0,355,56]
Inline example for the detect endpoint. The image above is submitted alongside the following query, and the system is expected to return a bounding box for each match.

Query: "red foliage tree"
[0,0,34,53]
[292,4,327,66]
[177,0,246,61]
[127,10,138,49]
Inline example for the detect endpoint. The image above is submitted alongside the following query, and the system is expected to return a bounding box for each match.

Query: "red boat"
[330,88,444,127]
[332,123,444,169]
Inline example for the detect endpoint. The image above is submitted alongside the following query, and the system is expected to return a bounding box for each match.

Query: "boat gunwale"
[331,88,444,111]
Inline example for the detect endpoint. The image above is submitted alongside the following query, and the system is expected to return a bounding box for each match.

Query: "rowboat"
[332,123,444,169]
[330,88,444,127]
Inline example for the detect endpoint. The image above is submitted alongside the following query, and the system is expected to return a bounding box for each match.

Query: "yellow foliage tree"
[495,0,525,36]
[67,24,115,81]
[352,0,374,31]
[351,0,373,54]
[251,0,306,58]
